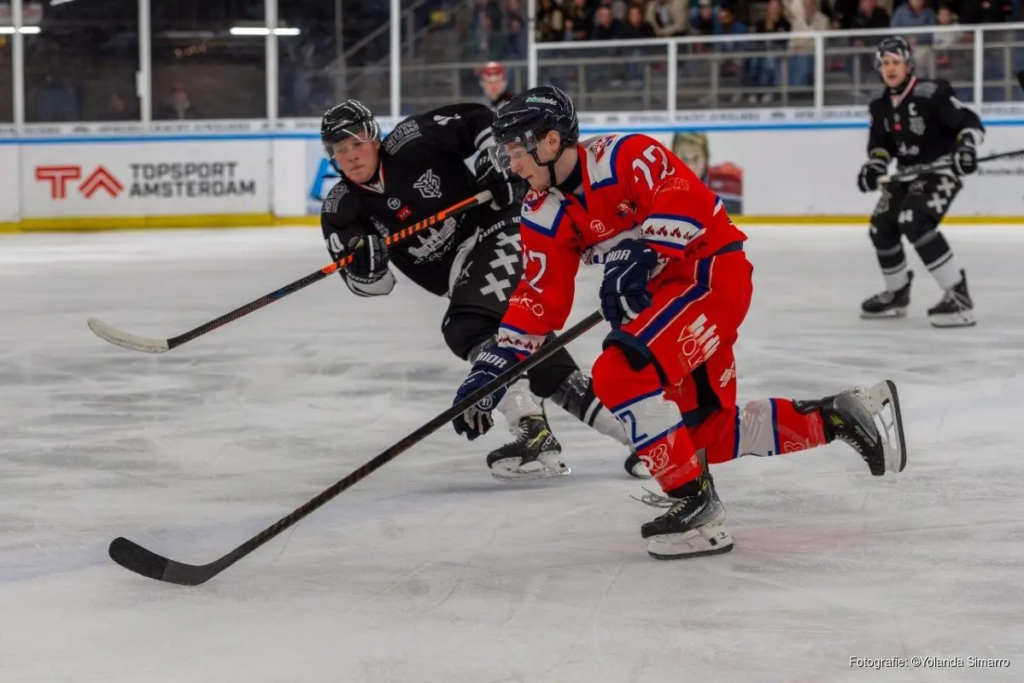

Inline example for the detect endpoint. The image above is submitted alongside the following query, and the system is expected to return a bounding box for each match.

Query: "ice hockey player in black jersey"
[318,100,646,481]
[480,61,514,112]
[857,36,982,327]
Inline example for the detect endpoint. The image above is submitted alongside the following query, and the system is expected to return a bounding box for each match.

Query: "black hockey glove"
[475,153,522,209]
[857,154,889,193]
[952,134,979,176]
[342,231,389,283]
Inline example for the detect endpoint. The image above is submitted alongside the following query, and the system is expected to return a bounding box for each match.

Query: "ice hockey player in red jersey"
[452,86,907,560]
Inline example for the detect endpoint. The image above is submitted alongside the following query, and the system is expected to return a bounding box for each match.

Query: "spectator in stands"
[591,4,624,40]
[690,0,716,48]
[714,6,748,102]
[158,82,198,120]
[892,0,937,46]
[622,4,656,39]
[954,0,1010,22]
[465,12,507,61]
[852,0,891,29]
[745,0,791,103]
[646,0,689,37]
[788,0,829,88]
[537,0,567,41]
[621,5,655,84]
[564,0,595,41]
[934,4,964,49]
[471,0,504,33]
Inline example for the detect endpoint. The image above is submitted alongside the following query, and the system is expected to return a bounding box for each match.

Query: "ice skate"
[928,269,975,328]
[798,380,907,475]
[861,270,913,319]
[486,414,569,482]
[637,465,734,560]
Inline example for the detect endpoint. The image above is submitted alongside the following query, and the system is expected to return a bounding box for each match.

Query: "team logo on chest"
[909,115,926,136]
[413,169,443,199]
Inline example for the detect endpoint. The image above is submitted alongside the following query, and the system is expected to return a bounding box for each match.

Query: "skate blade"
[860,307,907,320]
[647,524,734,560]
[862,380,907,474]
[490,453,571,483]
[929,310,976,328]
[491,465,571,483]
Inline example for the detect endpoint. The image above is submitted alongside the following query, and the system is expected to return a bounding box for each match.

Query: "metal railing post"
[974,27,984,106]
[667,41,677,118]
[12,0,24,131]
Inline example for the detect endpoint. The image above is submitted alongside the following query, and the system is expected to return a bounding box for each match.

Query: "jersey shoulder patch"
[521,188,567,237]
[382,118,423,155]
[322,181,350,214]
[914,80,939,99]
[583,133,635,188]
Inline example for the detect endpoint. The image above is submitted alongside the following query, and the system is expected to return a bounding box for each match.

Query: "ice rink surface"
[2,225,1023,683]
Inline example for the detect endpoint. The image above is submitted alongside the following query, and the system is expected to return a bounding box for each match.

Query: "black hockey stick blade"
[108,310,605,585]
[88,191,491,354]
[1018,70,1024,90]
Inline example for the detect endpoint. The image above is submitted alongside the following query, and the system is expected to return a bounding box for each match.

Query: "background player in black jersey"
[480,61,514,112]
[318,100,644,481]
[857,36,982,328]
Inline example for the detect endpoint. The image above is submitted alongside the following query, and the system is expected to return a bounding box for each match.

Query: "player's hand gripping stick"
[107,310,605,586]
[86,191,493,353]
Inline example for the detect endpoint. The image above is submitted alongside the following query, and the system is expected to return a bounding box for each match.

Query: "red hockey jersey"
[497,132,747,357]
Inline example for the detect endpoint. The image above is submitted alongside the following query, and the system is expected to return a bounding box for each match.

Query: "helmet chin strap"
[531,146,567,189]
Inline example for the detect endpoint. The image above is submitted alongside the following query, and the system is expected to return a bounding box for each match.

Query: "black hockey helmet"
[874,36,915,72]
[489,85,579,181]
[320,100,381,158]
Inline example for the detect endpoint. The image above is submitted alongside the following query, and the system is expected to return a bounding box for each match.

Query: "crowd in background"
[6,0,1023,123]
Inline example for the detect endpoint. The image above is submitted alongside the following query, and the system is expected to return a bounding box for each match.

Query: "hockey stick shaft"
[880,148,1024,184]
[108,310,605,585]
[87,190,492,353]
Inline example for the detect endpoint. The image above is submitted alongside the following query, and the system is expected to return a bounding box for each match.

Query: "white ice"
[1,225,1023,683]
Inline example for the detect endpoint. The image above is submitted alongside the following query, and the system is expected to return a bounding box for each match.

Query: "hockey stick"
[880,149,1024,184]
[87,190,493,354]
[108,310,605,585]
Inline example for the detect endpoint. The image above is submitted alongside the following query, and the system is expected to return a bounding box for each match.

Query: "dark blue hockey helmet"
[489,85,579,175]
[874,36,915,72]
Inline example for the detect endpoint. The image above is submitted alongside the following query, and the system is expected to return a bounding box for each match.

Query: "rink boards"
[1,105,1023,232]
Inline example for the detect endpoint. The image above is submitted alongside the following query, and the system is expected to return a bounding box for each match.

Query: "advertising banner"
[21,140,272,218]
[0,142,19,224]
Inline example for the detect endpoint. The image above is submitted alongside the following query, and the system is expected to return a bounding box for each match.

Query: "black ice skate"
[636,465,734,560]
[486,414,569,482]
[797,380,907,476]
[861,271,913,319]
[927,269,975,328]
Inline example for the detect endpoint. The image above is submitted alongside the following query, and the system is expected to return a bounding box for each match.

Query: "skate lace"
[631,487,688,511]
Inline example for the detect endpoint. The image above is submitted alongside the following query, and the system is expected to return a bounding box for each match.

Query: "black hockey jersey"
[867,77,985,169]
[321,103,514,297]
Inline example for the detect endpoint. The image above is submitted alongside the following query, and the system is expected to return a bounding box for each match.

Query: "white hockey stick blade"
[87,317,170,354]
[863,379,907,473]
